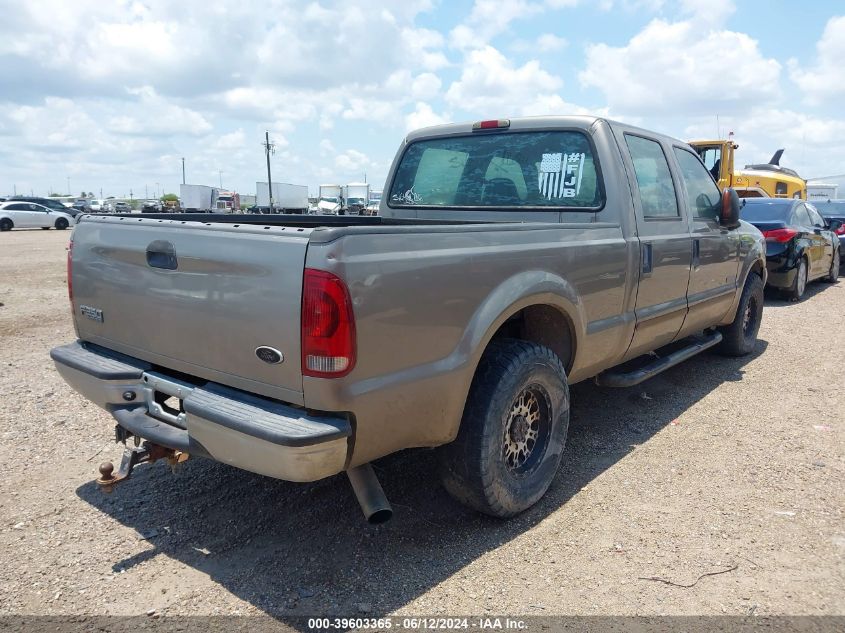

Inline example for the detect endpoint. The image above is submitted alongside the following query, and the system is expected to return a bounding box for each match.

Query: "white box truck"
[807,182,839,203]
[343,182,370,215]
[317,184,342,215]
[255,182,308,214]
[180,184,220,213]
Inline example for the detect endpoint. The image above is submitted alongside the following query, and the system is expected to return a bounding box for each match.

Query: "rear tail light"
[835,226,845,236]
[66,240,73,305]
[762,228,798,243]
[301,268,356,378]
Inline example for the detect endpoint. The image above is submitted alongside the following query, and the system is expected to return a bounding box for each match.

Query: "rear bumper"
[50,341,351,482]
[765,253,797,290]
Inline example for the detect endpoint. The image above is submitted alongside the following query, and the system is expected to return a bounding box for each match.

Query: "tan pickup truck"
[51,116,766,523]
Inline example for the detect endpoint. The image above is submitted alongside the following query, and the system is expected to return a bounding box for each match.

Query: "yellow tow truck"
[689,139,807,199]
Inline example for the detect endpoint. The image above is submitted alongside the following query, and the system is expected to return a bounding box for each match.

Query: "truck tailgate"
[70,217,311,403]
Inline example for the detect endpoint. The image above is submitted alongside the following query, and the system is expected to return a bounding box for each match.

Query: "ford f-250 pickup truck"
[51,116,766,523]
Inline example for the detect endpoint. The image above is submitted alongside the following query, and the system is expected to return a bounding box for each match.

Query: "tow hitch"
[96,442,189,493]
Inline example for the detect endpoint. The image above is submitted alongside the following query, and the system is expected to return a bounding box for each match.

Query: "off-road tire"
[54,218,69,230]
[717,272,764,357]
[784,257,808,301]
[824,248,840,282]
[437,339,569,518]
[0,218,12,231]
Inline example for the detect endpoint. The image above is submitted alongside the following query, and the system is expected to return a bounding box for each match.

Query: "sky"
[1,0,844,199]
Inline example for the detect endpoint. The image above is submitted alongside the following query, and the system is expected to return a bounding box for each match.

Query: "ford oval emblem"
[255,346,284,364]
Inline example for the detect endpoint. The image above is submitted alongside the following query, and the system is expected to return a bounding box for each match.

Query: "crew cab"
[51,116,766,522]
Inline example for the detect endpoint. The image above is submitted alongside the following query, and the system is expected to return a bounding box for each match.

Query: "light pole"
[66,176,70,196]
[181,157,186,185]
[218,170,223,189]
[263,131,275,211]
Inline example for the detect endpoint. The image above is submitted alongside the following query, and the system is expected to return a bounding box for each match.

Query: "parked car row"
[741,198,842,300]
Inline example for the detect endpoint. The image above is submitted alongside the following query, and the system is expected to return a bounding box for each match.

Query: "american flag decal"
[539,152,586,200]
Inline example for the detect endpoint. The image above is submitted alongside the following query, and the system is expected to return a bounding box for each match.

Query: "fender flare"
[456,269,585,380]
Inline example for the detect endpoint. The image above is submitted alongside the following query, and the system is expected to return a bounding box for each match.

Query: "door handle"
[146,240,178,270]
[642,243,653,276]
[692,239,700,269]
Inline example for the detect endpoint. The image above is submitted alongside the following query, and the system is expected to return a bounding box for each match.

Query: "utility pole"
[181,157,186,185]
[145,184,148,200]
[13,184,16,196]
[218,170,223,189]
[263,131,276,212]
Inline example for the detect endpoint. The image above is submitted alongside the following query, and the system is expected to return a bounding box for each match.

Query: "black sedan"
[815,199,845,263]
[740,198,841,300]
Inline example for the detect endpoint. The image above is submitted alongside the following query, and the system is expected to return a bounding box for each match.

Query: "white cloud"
[405,102,450,132]
[512,33,568,53]
[788,15,845,103]
[335,149,373,173]
[449,0,544,50]
[580,18,781,116]
[107,87,212,137]
[445,46,564,115]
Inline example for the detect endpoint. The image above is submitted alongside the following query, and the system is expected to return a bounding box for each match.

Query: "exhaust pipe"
[347,464,392,524]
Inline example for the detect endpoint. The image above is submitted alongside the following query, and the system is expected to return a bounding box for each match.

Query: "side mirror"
[720,188,741,229]
[828,219,843,232]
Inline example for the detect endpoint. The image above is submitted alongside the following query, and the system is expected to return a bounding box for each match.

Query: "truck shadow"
[76,340,767,622]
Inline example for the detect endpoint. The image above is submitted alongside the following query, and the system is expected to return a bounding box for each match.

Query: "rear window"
[740,201,794,222]
[388,131,602,209]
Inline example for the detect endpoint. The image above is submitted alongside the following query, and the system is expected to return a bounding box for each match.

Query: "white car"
[0,201,75,231]
[89,199,103,211]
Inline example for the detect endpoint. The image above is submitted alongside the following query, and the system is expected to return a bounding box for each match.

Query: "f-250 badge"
[79,305,104,323]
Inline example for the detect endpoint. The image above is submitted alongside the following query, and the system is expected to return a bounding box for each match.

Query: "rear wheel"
[784,257,808,301]
[824,248,840,282]
[717,272,764,357]
[0,218,12,231]
[54,217,69,230]
[437,339,569,518]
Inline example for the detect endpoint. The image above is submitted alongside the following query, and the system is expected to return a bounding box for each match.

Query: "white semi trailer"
[180,184,220,213]
[255,182,309,214]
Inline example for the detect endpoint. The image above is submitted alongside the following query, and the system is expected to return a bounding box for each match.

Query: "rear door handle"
[642,243,653,276]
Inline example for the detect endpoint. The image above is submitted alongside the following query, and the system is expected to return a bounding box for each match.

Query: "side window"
[807,206,825,227]
[793,204,811,227]
[6,203,26,211]
[624,135,679,218]
[673,148,722,220]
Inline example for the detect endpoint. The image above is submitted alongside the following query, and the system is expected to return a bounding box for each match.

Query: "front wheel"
[824,248,840,282]
[437,339,569,518]
[54,218,69,230]
[784,257,808,301]
[717,272,764,357]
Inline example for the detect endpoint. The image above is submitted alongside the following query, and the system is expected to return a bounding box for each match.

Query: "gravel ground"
[0,228,842,621]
